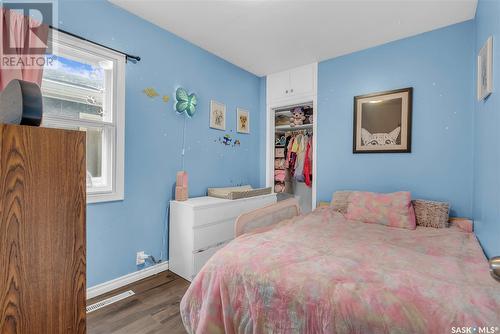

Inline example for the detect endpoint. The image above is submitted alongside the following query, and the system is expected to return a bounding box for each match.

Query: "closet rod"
[277,129,312,135]
[273,102,313,113]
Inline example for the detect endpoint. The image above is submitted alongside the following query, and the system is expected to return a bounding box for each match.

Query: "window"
[42,31,125,203]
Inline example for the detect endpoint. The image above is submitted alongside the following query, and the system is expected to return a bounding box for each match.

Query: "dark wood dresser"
[0,125,86,333]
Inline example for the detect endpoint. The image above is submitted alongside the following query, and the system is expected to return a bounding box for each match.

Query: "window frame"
[42,30,125,204]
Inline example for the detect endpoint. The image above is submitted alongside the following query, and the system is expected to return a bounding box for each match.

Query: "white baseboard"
[86,261,169,300]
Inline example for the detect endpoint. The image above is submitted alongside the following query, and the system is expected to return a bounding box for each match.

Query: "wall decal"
[214,134,242,148]
[222,134,232,146]
[162,95,170,103]
[175,87,197,117]
[143,87,159,98]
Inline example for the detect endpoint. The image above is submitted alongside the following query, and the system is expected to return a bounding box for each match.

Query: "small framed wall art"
[477,36,493,101]
[353,87,413,153]
[210,100,226,130]
[236,108,250,134]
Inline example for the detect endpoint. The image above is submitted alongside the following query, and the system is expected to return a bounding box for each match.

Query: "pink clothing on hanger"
[304,138,312,187]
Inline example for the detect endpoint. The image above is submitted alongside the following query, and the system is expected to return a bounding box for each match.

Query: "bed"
[180,198,500,333]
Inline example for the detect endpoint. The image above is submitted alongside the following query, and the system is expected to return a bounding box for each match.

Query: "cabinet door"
[290,64,315,97]
[267,70,291,102]
[0,125,86,334]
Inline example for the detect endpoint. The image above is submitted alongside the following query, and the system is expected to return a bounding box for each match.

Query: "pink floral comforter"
[180,208,500,334]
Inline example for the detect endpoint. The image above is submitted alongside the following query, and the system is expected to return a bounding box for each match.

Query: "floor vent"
[86,290,135,313]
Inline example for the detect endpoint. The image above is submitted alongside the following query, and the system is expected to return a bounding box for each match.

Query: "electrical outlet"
[136,251,146,265]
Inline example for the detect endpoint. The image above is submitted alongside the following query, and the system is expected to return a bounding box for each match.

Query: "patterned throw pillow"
[412,199,450,228]
[346,191,416,230]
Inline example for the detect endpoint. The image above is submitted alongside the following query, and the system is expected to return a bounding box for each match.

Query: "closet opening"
[272,102,314,213]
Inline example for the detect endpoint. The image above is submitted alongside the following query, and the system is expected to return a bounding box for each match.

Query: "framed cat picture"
[353,87,412,153]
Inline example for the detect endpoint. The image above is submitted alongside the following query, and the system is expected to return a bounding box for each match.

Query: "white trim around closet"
[265,63,318,209]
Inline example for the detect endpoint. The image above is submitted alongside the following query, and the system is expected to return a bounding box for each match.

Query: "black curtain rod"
[49,26,141,63]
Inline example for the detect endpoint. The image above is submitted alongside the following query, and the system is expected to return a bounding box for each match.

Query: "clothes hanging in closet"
[294,134,306,182]
[283,131,313,187]
[304,137,312,187]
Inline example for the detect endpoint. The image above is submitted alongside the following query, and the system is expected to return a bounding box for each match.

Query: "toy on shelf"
[289,107,306,127]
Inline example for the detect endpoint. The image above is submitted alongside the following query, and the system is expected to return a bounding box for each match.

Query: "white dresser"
[169,194,277,281]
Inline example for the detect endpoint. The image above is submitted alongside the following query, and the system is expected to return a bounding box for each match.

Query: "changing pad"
[208,185,272,200]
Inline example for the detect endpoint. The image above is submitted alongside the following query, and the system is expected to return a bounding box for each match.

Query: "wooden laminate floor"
[87,271,190,334]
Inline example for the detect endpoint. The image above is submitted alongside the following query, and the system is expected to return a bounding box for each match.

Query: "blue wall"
[473,0,500,258]
[57,0,499,287]
[317,21,475,218]
[57,0,262,287]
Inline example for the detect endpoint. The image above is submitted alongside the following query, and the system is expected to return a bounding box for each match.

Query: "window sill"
[88,191,124,204]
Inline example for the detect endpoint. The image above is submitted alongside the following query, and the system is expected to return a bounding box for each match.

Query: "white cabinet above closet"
[267,63,317,103]
[268,71,291,101]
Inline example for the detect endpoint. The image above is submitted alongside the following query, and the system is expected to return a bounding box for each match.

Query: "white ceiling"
[110,0,477,76]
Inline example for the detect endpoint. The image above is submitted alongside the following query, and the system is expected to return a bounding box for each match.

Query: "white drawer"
[192,242,227,279]
[170,195,277,282]
[193,219,234,252]
[192,197,276,227]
